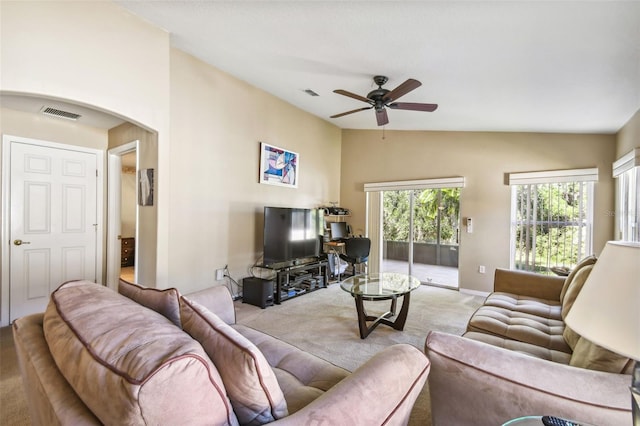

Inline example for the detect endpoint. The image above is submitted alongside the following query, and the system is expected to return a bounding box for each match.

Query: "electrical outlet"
[215,269,224,281]
[479,265,486,274]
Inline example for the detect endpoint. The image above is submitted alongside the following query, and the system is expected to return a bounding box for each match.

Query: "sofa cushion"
[466,305,571,353]
[44,280,238,426]
[559,255,596,303]
[180,297,288,425]
[483,292,562,320]
[118,278,181,327]
[232,324,350,414]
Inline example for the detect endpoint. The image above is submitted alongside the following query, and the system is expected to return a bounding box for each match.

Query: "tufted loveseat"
[425,256,633,426]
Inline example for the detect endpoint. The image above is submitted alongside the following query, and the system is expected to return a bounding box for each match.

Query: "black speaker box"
[242,277,274,309]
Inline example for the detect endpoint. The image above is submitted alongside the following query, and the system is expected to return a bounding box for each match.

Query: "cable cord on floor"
[223,264,242,299]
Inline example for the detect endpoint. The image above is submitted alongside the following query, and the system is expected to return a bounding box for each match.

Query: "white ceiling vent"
[40,106,82,121]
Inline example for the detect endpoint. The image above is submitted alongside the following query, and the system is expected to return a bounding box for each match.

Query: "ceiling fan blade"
[375,108,389,126]
[333,89,372,104]
[382,78,421,103]
[388,102,438,112]
[330,106,372,119]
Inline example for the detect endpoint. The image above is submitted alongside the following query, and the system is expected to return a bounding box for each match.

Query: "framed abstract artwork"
[259,142,299,188]
[138,168,154,206]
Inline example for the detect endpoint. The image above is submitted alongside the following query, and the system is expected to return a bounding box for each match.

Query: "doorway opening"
[381,188,460,288]
[106,141,138,289]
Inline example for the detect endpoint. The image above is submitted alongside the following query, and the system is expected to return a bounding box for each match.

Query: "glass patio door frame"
[364,177,465,279]
[407,190,415,276]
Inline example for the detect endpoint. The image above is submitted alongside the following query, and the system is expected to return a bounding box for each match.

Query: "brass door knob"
[13,239,31,246]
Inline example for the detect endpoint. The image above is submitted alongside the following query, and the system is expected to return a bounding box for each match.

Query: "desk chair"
[339,237,371,279]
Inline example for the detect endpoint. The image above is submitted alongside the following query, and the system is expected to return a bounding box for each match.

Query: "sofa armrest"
[183,285,236,325]
[272,344,430,426]
[425,331,631,426]
[13,314,101,426]
[494,268,565,300]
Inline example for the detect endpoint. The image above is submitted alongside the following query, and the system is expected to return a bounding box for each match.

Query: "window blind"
[613,148,640,177]
[364,177,465,192]
[508,168,598,185]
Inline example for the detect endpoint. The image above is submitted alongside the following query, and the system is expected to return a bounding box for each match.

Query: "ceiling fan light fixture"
[331,75,438,126]
[373,75,388,86]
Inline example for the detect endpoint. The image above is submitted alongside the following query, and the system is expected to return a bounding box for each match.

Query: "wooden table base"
[354,292,411,339]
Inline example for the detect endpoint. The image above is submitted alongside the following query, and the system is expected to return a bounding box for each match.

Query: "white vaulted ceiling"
[115,0,640,134]
[3,2,638,134]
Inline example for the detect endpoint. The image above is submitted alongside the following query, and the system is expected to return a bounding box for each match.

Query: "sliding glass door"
[382,188,460,288]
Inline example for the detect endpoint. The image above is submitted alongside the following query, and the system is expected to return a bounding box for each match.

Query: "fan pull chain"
[382,126,386,140]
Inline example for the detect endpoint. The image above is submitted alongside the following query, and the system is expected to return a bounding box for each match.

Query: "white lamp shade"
[565,241,640,361]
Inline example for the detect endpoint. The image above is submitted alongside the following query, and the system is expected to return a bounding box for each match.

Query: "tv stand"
[272,260,328,304]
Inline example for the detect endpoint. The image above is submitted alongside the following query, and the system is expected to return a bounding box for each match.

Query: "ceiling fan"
[330,75,438,126]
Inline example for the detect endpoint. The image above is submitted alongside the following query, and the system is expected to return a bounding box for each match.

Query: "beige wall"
[616,109,640,157]
[340,130,617,294]
[0,0,172,288]
[0,108,108,150]
[0,1,169,128]
[168,49,342,294]
[0,2,342,300]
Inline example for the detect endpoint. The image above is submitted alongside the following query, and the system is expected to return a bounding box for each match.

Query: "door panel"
[10,141,98,321]
[24,249,51,299]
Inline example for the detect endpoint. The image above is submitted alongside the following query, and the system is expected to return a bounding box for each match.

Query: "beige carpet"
[0,325,29,425]
[0,283,482,425]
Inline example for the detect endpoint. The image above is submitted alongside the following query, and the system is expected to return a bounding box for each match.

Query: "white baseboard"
[459,288,489,298]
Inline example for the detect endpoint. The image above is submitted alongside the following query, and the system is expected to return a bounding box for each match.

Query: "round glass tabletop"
[340,272,421,299]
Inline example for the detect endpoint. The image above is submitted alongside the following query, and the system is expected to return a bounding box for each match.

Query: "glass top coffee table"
[340,272,421,339]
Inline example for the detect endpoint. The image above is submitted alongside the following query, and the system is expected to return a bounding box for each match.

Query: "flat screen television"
[263,207,323,267]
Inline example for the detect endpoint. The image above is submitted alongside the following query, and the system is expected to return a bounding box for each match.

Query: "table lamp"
[564,241,640,425]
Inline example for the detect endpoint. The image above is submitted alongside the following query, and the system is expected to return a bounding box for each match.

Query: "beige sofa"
[13,279,430,425]
[425,257,633,426]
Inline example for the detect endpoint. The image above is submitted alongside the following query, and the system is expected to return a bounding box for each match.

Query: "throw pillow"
[118,279,181,327]
[45,280,239,426]
[562,324,581,352]
[560,264,593,319]
[570,336,633,374]
[180,296,288,425]
[559,255,596,303]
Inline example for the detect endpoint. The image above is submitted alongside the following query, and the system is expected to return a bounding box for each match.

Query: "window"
[613,149,640,242]
[508,169,597,274]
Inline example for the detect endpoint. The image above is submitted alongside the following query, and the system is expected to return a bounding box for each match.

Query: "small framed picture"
[259,142,299,188]
[138,168,154,206]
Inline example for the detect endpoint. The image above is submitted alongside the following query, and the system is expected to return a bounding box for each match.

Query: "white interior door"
[8,139,99,321]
